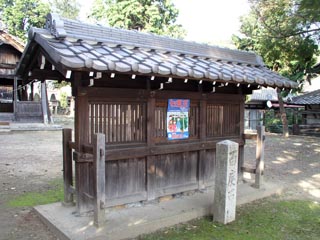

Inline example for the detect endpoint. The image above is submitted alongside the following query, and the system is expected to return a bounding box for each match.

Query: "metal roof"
[289,89,320,105]
[16,13,298,89]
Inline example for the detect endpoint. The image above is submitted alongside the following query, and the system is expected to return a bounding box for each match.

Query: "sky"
[80,0,251,45]
[173,0,250,44]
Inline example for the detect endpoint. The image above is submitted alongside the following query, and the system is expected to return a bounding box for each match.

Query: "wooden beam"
[28,69,65,81]
[77,138,245,162]
[243,133,257,140]
[0,63,16,69]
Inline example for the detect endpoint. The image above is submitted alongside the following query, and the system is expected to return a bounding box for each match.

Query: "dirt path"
[0,130,319,240]
[0,131,62,240]
[244,134,320,201]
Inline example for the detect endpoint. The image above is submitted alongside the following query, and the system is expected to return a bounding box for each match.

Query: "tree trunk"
[277,88,289,137]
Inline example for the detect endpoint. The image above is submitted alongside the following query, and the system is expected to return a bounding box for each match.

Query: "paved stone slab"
[9,123,62,131]
[34,181,283,240]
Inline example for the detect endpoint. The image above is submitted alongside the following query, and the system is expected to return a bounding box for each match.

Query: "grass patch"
[140,200,320,240]
[7,179,64,207]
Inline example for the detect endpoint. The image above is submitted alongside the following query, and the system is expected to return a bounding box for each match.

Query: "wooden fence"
[15,101,42,122]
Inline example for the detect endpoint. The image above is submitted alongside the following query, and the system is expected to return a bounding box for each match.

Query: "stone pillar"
[213,140,239,224]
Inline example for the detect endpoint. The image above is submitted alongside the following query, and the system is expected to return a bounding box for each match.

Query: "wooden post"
[13,77,18,120]
[93,133,106,227]
[238,96,245,182]
[63,128,74,205]
[73,72,90,214]
[254,126,265,188]
[238,146,244,183]
[41,81,49,124]
[147,96,156,200]
[30,82,34,101]
[198,98,207,189]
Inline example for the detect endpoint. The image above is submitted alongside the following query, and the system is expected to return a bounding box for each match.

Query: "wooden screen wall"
[75,87,245,209]
[88,102,147,144]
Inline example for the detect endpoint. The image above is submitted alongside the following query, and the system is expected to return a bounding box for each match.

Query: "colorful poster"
[167,99,190,140]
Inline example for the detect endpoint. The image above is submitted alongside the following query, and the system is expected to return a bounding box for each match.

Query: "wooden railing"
[62,128,106,227]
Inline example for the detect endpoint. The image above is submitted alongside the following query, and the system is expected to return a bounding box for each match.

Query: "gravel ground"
[0,124,319,240]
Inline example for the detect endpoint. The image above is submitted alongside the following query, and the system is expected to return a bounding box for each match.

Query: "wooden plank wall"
[74,87,245,210]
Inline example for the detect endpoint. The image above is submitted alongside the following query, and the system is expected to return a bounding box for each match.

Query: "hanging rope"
[0,79,37,95]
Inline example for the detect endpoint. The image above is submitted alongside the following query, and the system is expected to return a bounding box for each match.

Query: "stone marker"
[213,140,239,224]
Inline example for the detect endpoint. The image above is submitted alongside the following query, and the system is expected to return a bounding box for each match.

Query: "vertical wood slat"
[142,104,146,141]
[124,105,127,142]
[131,104,134,141]
[137,104,140,141]
[63,128,73,205]
[95,104,98,136]
[108,104,111,143]
[99,103,103,134]
[93,133,106,227]
[111,104,114,142]
[119,104,122,142]
[162,105,165,137]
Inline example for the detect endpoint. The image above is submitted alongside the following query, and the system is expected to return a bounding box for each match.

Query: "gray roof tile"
[16,13,298,89]
[289,90,320,105]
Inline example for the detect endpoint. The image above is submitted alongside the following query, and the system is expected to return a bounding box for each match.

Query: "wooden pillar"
[69,96,75,117]
[73,72,90,214]
[198,98,207,189]
[93,133,106,227]
[147,95,156,200]
[13,77,18,120]
[41,81,50,124]
[254,126,265,188]
[63,128,74,205]
[30,82,34,101]
[21,85,28,101]
[238,96,245,182]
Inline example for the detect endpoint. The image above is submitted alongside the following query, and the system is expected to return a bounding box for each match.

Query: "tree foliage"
[50,0,80,20]
[89,0,186,39]
[233,0,320,137]
[233,0,319,87]
[249,0,320,40]
[0,0,50,42]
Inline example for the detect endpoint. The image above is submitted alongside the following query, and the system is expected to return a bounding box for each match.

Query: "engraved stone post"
[213,140,239,224]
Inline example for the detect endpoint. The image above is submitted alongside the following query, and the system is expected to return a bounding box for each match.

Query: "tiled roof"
[16,13,297,88]
[0,30,24,52]
[289,89,320,105]
[249,88,278,101]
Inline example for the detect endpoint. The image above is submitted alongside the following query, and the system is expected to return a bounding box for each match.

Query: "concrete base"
[0,123,62,132]
[34,181,283,240]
